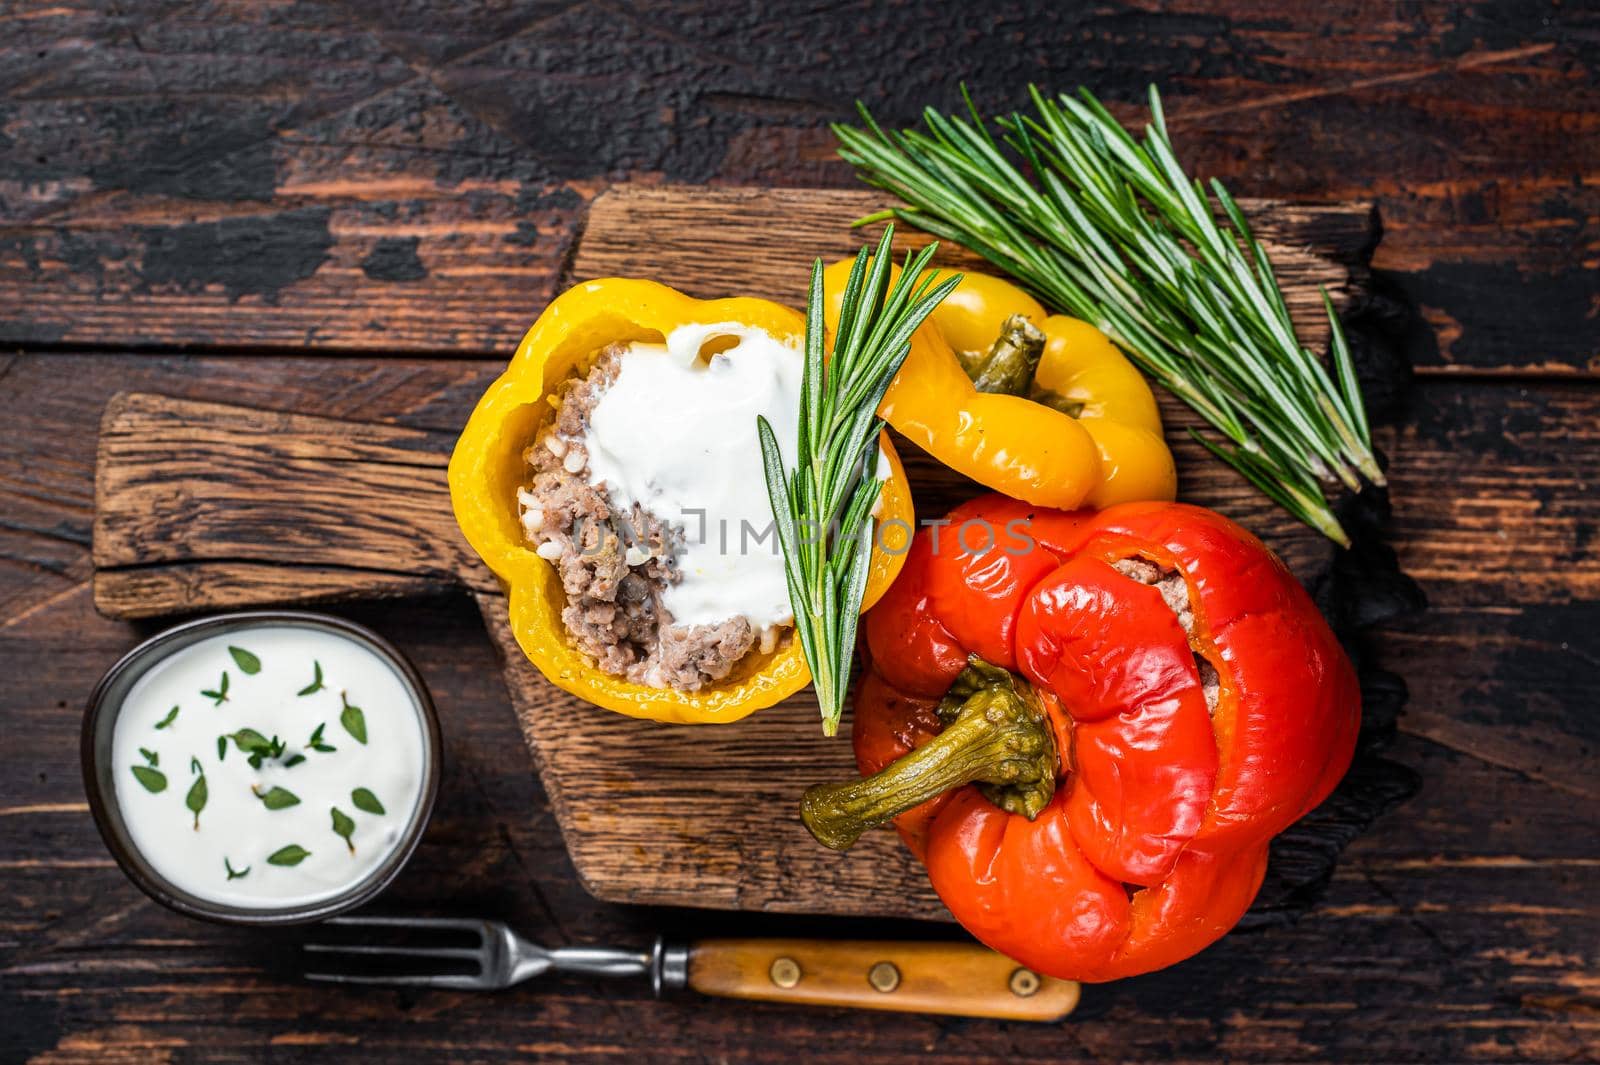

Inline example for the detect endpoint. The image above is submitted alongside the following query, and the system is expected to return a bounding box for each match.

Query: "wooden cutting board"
[92,185,1381,920]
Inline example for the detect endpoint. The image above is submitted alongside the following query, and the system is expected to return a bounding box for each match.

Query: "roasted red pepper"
[802,495,1361,982]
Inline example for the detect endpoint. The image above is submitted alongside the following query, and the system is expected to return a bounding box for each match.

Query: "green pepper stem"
[967,314,1046,396]
[800,657,1058,851]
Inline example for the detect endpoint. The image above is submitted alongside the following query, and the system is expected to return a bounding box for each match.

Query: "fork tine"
[322,915,490,934]
[304,972,485,989]
[304,916,502,990]
[302,944,482,961]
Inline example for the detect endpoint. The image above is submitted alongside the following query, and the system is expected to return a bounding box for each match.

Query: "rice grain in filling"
[517,344,777,690]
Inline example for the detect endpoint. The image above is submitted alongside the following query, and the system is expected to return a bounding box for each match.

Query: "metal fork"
[304,916,688,994]
[303,914,1082,1020]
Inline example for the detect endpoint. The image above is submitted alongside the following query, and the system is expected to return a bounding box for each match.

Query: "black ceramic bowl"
[81,610,442,925]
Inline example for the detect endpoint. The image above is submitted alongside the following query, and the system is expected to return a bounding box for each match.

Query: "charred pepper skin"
[821,262,1178,511]
[840,494,1361,982]
[449,278,916,724]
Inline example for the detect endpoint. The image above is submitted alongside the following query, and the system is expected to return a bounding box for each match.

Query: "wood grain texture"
[92,392,489,618]
[1376,380,1600,800]
[684,938,1079,1021]
[0,1,1591,374]
[571,186,1377,356]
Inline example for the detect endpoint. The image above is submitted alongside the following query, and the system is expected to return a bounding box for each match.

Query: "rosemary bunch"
[759,226,959,735]
[834,85,1383,546]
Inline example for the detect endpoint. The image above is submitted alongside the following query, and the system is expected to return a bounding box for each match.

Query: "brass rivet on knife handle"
[686,939,1080,1020]
[868,961,900,993]
[769,956,801,989]
[1009,968,1040,997]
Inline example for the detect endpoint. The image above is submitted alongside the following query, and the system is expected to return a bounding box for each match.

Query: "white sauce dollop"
[584,322,804,630]
[110,626,427,908]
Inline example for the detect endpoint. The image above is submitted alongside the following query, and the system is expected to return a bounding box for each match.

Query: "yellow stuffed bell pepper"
[823,262,1176,509]
[449,278,915,725]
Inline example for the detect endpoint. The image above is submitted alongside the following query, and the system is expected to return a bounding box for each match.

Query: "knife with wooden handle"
[679,938,1079,1021]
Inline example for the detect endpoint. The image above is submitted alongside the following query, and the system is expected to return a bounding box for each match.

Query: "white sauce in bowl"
[109,625,427,908]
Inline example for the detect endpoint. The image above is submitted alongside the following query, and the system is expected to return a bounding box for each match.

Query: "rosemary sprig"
[759,225,960,735]
[834,85,1384,546]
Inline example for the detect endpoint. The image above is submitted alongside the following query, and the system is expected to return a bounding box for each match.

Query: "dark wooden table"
[2,3,1595,1062]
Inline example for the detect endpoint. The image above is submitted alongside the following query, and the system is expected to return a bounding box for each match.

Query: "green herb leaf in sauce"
[307,722,336,753]
[201,670,230,705]
[282,753,306,769]
[130,765,167,793]
[297,660,325,696]
[230,728,286,768]
[228,645,261,675]
[230,727,270,752]
[216,735,227,761]
[330,807,356,853]
[351,788,385,816]
[154,705,179,730]
[266,844,310,867]
[253,785,302,810]
[224,857,249,880]
[186,764,208,829]
[339,692,368,745]
[139,747,159,766]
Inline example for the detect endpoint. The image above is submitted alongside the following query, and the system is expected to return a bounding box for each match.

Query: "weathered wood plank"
[0,349,502,620]
[1377,380,1600,799]
[569,187,1375,356]
[474,589,941,916]
[92,392,491,616]
[0,1,1592,374]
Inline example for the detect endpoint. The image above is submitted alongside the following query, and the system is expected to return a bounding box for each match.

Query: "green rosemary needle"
[834,84,1383,547]
[759,226,959,735]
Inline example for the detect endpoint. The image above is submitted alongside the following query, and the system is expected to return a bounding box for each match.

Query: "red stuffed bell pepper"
[801,495,1361,982]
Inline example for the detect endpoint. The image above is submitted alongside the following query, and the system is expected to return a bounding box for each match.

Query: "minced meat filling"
[518,344,770,691]
[1112,557,1222,713]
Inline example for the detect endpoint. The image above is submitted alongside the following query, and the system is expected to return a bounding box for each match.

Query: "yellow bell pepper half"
[822,261,1177,510]
[448,278,915,725]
